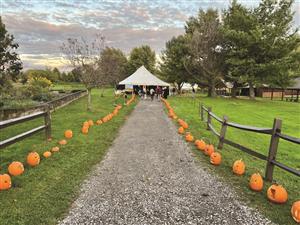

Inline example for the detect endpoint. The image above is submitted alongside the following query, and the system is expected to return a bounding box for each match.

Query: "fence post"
[44,105,52,140]
[218,115,228,150]
[265,118,282,181]
[200,103,204,121]
[207,107,212,130]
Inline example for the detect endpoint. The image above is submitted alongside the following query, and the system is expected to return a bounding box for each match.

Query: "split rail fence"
[200,103,300,181]
[0,90,87,149]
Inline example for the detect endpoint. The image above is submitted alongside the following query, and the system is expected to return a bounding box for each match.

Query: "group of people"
[134,85,169,101]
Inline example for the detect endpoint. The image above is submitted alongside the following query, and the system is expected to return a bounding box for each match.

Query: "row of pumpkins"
[0,130,73,191]
[161,97,300,223]
[81,95,135,135]
[0,96,137,193]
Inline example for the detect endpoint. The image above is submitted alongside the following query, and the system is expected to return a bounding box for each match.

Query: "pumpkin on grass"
[43,151,52,158]
[210,152,221,165]
[0,174,11,191]
[232,159,245,175]
[51,146,60,152]
[196,140,206,151]
[27,152,40,167]
[64,130,73,139]
[96,120,103,125]
[291,201,300,223]
[88,120,94,126]
[185,133,194,142]
[204,144,214,156]
[182,122,188,129]
[82,126,89,134]
[178,127,185,134]
[8,161,24,176]
[59,139,67,145]
[249,173,263,192]
[83,121,89,127]
[267,184,288,204]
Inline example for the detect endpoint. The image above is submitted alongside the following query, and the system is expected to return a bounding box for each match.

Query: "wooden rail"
[200,103,300,181]
[0,106,51,149]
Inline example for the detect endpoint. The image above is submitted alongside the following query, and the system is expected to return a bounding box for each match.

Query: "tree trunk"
[249,82,255,100]
[101,88,105,97]
[231,82,238,98]
[207,80,216,97]
[87,88,92,111]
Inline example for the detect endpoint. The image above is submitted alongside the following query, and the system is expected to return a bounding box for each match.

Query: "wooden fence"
[200,103,300,181]
[0,90,87,120]
[0,90,87,149]
[0,106,51,149]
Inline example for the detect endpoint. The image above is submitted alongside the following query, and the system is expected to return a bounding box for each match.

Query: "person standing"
[150,87,155,101]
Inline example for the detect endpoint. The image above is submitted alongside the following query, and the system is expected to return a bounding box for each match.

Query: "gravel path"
[59,100,274,225]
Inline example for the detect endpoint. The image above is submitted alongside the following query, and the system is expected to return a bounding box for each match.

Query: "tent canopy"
[119,66,170,86]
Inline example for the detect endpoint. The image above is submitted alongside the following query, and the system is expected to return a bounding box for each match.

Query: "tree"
[159,35,190,93]
[221,1,258,98]
[60,34,105,111]
[254,0,300,90]
[97,47,128,86]
[0,16,22,89]
[184,9,224,97]
[222,0,300,99]
[126,45,156,75]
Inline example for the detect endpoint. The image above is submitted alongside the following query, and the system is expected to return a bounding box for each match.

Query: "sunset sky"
[1,0,300,71]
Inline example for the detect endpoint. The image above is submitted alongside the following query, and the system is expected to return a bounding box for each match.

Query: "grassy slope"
[168,95,300,225]
[0,88,135,225]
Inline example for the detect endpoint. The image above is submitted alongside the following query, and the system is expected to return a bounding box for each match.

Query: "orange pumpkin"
[0,174,11,191]
[43,151,52,158]
[82,126,89,134]
[96,120,103,125]
[182,122,188,129]
[83,121,89,127]
[194,140,201,146]
[178,127,185,134]
[51,146,60,152]
[8,161,24,176]
[88,120,94,126]
[102,117,108,123]
[64,129,73,139]
[59,139,67,145]
[267,184,288,204]
[291,201,300,223]
[210,152,221,165]
[185,133,194,142]
[196,140,206,151]
[204,144,214,156]
[249,173,264,192]
[232,159,245,175]
[178,119,183,125]
[27,152,40,167]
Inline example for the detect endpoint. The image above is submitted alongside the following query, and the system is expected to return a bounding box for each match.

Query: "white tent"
[119,66,170,86]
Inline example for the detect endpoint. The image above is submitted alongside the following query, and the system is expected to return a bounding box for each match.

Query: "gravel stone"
[59,100,275,225]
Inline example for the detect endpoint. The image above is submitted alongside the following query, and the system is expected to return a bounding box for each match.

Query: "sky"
[1,0,300,71]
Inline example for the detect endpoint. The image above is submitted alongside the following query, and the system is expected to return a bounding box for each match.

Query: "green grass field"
[50,82,85,91]
[167,94,300,225]
[0,88,135,225]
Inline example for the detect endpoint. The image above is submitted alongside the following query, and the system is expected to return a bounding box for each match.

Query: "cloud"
[1,0,299,71]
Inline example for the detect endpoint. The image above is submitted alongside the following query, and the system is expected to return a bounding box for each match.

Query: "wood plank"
[0,125,46,149]
[0,111,45,128]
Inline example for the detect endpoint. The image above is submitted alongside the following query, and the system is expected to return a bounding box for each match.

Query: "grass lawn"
[50,82,85,91]
[167,95,300,225]
[0,88,135,225]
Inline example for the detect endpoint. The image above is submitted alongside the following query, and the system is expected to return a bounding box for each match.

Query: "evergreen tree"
[0,16,22,88]
[159,35,189,93]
